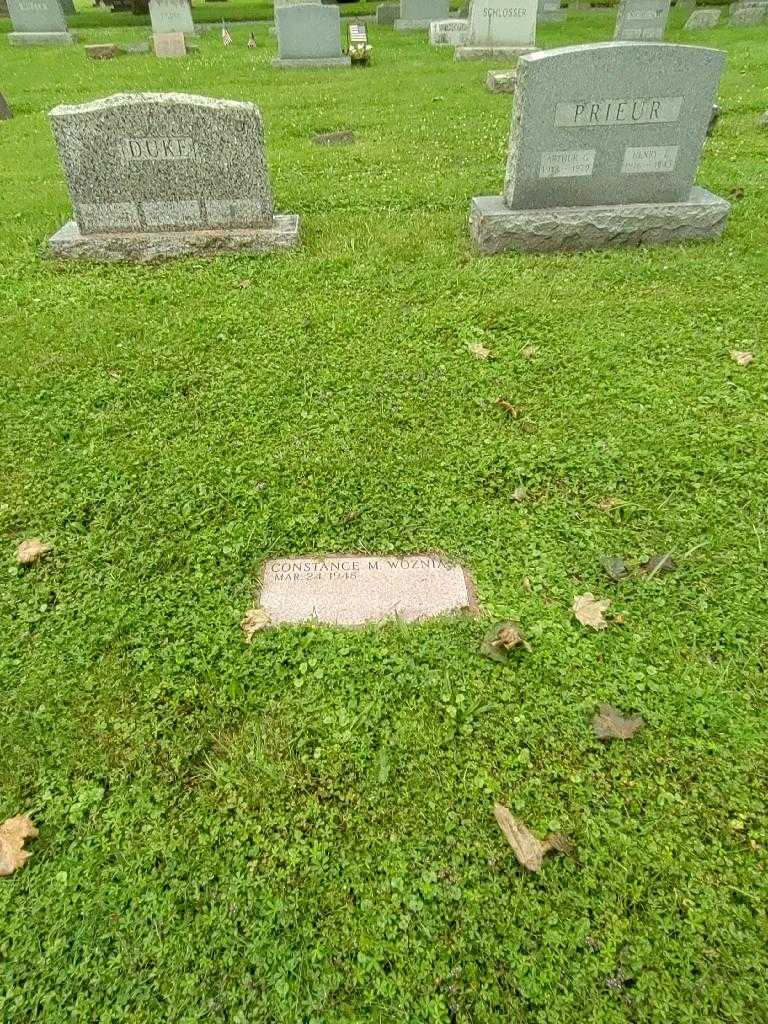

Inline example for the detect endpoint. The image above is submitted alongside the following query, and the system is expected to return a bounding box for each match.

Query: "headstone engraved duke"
[614,0,670,40]
[395,0,448,31]
[258,555,478,627]
[149,0,194,37]
[539,0,566,23]
[430,17,469,45]
[684,7,720,26]
[7,0,76,45]
[47,93,300,262]
[273,4,350,67]
[469,43,730,254]
[456,0,538,60]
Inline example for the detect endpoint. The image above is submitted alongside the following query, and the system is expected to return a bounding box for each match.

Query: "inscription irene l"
[621,144,678,173]
[119,137,195,161]
[555,96,683,128]
[539,149,595,178]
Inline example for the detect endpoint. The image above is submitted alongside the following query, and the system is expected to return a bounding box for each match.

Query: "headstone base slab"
[9,31,76,45]
[394,17,433,28]
[47,215,300,263]
[455,45,537,60]
[469,188,730,254]
[271,56,351,67]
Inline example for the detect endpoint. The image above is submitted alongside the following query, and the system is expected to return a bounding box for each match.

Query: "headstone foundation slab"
[9,30,76,44]
[456,45,537,59]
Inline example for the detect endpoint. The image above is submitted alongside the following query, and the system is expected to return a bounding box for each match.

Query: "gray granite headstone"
[60,0,73,12]
[729,4,765,21]
[470,42,730,253]
[395,0,448,30]
[47,93,299,262]
[0,94,12,121]
[258,554,477,627]
[274,3,350,66]
[429,16,468,44]
[8,0,76,44]
[376,1,399,23]
[456,0,539,59]
[149,0,194,36]
[539,0,567,22]
[614,0,670,39]
[684,6,720,25]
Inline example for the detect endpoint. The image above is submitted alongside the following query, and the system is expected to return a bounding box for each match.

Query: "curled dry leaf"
[592,703,645,741]
[0,815,38,877]
[730,350,754,366]
[493,803,574,873]
[480,621,531,663]
[596,496,622,512]
[521,345,538,359]
[241,608,270,642]
[573,593,610,630]
[640,553,676,577]
[511,485,527,502]
[238,278,252,289]
[496,398,522,418]
[601,556,630,582]
[16,539,52,566]
[468,342,491,360]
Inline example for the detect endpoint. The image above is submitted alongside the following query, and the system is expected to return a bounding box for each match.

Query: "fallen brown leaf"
[640,553,676,577]
[573,593,610,630]
[0,815,38,877]
[496,398,522,418]
[511,485,527,502]
[493,804,573,872]
[468,342,491,360]
[16,539,52,566]
[521,345,538,359]
[730,350,754,366]
[592,704,645,741]
[238,278,252,289]
[241,608,270,642]
[596,496,622,512]
[480,621,531,662]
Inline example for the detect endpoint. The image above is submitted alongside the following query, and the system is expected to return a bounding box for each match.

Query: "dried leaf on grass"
[496,398,522,418]
[468,342,491,360]
[238,278,252,289]
[592,704,645,741]
[730,350,754,366]
[241,608,270,642]
[521,345,538,359]
[640,553,676,577]
[596,496,622,512]
[0,815,38,877]
[601,556,630,582]
[480,621,531,663]
[493,804,573,872]
[573,593,610,630]
[16,539,52,566]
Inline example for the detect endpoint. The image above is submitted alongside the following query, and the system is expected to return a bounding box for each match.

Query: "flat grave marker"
[470,42,730,253]
[154,31,186,56]
[47,92,300,262]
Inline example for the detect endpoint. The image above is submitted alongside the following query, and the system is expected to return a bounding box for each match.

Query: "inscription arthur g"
[119,137,195,161]
[555,96,683,127]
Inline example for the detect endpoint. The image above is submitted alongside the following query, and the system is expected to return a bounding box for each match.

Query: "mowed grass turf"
[1,10,768,1022]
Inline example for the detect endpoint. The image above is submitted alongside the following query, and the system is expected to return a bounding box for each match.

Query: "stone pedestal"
[9,30,76,43]
[456,45,536,60]
[272,56,350,67]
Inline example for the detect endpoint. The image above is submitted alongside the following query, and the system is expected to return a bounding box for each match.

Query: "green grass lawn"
[1,12,768,1023]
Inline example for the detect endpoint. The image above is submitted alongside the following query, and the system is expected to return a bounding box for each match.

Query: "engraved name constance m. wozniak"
[119,137,195,161]
[555,96,683,127]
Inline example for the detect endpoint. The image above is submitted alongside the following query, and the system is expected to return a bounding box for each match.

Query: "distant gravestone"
[149,0,194,36]
[456,0,538,59]
[0,0,9,15]
[47,93,300,262]
[274,3,350,67]
[539,0,566,22]
[7,0,76,45]
[729,3,765,21]
[395,0,448,30]
[0,94,12,120]
[258,554,477,627]
[684,6,720,25]
[86,42,125,57]
[376,1,399,23]
[614,0,670,39]
[429,17,469,44]
[470,42,730,254]
[60,0,73,11]
[154,29,186,55]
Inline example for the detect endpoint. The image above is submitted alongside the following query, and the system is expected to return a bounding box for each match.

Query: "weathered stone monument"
[376,1,399,24]
[0,94,12,121]
[148,0,194,36]
[257,554,477,627]
[7,0,76,45]
[154,30,186,56]
[539,0,566,22]
[684,6,720,26]
[429,16,469,44]
[456,0,538,60]
[395,0,448,30]
[273,3,350,67]
[729,2,766,22]
[470,42,730,254]
[614,0,670,39]
[47,93,300,262]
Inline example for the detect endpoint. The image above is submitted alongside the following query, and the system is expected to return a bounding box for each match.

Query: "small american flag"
[221,22,232,45]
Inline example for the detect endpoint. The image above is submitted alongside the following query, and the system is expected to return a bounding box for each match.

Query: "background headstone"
[456,0,539,58]
[148,0,194,36]
[47,92,300,261]
[7,0,76,44]
[0,0,9,16]
[470,42,730,252]
[729,3,765,21]
[274,3,350,66]
[0,93,13,120]
[376,0,399,22]
[539,0,567,22]
[59,0,73,11]
[684,6,720,25]
[614,0,671,39]
[429,16,468,44]
[154,29,186,54]
[395,0,448,30]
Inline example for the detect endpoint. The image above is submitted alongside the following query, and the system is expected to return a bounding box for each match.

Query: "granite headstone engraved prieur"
[7,0,77,46]
[469,42,730,254]
[613,0,671,40]
[455,0,538,60]
[395,0,449,31]
[258,554,478,627]
[273,3,350,67]
[47,93,300,262]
